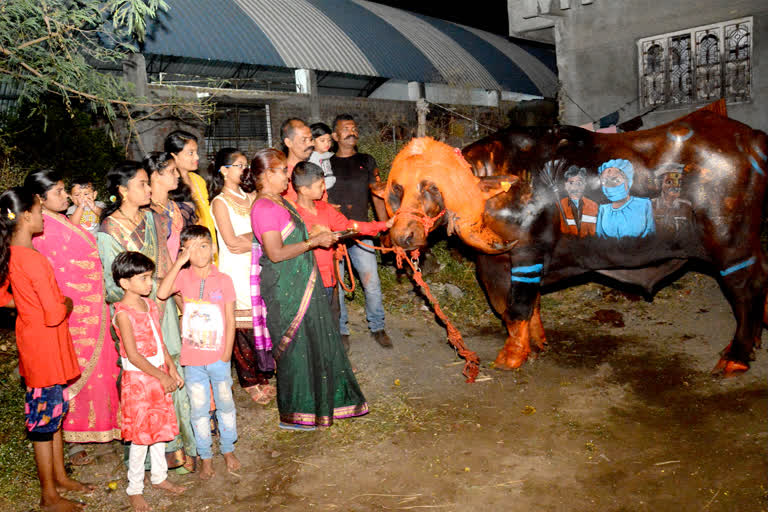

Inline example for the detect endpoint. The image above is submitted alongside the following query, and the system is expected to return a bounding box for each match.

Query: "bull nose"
[394,228,417,249]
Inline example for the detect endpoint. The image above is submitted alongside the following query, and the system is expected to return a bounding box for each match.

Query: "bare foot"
[55,476,95,494]
[128,494,152,512]
[223,452,241,472]
[152,478,186,495]
[41,495,85,512]
[198,458,215,480]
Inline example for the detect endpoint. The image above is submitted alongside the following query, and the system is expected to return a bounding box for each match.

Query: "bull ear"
[370,181,387,199]
[477,175,519,198]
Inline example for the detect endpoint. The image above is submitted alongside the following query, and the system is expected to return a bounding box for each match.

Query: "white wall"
[368,80,542,106]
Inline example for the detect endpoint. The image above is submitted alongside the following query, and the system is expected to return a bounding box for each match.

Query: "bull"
[372,110,768,376]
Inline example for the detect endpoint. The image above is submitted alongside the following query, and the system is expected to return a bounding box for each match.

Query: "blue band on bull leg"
[720,257,756,277]
[508,263,543,319]
[511,263,543,283]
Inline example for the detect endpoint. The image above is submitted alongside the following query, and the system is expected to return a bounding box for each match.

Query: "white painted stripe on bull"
[354,0,501,90]
[233,0,377,76]
[582,215,597,223]
[457,24,558,97]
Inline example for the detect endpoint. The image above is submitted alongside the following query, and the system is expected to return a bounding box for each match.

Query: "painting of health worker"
[595,159,655,239]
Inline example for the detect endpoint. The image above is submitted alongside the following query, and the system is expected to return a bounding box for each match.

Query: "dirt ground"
[45,272,767,512]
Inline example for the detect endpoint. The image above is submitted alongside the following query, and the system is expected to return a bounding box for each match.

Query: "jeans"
[338,239,385,335]
[184,360,237,460]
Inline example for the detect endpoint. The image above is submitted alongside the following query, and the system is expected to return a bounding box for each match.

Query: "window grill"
[204,104,271,161]
[638,17,752,108]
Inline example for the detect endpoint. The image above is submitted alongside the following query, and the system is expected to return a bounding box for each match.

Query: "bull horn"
[450,215,518,254]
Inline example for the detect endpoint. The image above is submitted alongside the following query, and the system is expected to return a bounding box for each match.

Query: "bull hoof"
[711,358,749,377]
[493,348,528,370]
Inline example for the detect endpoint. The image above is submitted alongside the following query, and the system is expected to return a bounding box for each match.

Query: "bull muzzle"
[391,219,427,250]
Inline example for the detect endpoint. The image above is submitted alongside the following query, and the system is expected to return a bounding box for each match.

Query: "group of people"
[0,113,392,511]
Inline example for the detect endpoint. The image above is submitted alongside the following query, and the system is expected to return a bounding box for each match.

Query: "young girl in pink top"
[111,251,186,511]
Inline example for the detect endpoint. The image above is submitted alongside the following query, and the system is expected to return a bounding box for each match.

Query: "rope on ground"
[353,207,480,383]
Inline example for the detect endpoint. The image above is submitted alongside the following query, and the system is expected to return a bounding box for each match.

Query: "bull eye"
[389,182,403,211]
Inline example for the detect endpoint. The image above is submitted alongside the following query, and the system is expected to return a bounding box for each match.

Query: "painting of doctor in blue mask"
[595,159,655,239]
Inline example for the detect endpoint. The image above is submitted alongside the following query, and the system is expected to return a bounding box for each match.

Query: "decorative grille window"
[204,104,272,161]
[638,17,752,108]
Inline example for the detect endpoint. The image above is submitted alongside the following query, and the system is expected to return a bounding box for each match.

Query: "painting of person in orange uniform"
[559,165,598,237]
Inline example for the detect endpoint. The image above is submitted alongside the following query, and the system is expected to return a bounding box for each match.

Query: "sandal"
[246,384,274,405]
[278,422,316,431]
[174,455,197,475]
[69,450,93,466]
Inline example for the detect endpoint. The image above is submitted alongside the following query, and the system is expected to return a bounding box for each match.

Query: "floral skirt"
[120,366,179,445]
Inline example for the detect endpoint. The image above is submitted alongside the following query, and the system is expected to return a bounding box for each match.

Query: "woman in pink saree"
[25,170,120,454]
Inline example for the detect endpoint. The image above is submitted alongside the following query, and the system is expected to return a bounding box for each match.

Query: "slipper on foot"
[278,422,316,431]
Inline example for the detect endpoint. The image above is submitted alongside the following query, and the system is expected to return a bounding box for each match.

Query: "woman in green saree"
[96,161,197,470]
[249,148,368,430]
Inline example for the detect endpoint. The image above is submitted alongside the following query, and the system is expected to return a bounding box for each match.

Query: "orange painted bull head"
[372,137,520,253]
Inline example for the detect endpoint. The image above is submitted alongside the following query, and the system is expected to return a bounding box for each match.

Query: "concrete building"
[508,0,767,132]
[117,0,558,162]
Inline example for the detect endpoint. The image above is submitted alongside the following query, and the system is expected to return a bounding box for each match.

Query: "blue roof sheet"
[140,0,557,95]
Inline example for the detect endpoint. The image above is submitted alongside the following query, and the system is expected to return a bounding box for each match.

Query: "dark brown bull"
[373,110,768,376]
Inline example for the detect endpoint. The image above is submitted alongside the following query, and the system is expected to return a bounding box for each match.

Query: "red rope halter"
[333,206,480,383]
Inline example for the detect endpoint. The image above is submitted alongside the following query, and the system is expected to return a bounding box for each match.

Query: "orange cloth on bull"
[559,197,598,238]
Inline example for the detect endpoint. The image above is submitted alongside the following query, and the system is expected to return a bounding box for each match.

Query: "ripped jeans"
[184,360,237,459]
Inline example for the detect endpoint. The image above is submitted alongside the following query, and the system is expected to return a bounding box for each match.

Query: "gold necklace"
[118,208,142,226]
[223,186,247,200]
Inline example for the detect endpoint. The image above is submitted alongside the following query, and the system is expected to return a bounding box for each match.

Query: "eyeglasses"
[224,164,248,170]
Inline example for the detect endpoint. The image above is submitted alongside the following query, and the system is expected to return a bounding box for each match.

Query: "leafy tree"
[0,0,209,145]
[1,96,124,189]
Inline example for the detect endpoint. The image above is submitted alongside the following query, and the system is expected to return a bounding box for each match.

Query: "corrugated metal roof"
[141,0,557,96]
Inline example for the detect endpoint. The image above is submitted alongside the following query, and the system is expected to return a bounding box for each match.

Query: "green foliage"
[357,135,407,183]
[343,239,495,329]
[109,0,170,42]
[0,0,153,117]
[0,98,123,192]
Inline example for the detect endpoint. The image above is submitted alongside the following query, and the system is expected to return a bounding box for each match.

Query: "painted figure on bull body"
[651,163,694,238]
[559,165,598,238]
[595,159,655,240]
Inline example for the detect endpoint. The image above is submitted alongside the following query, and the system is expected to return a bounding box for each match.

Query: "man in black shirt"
[328,114,392,348]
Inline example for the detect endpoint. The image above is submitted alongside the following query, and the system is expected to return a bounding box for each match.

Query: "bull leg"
[493,262,543,370]
[495,317,532,369]
[713,256,767,377]
[530,294,547,353]
[763,297,767,330]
